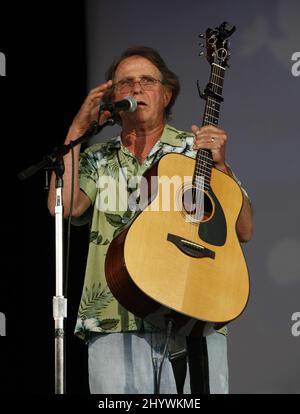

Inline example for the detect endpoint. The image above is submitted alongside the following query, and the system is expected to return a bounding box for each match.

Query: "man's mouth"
[137,101,147,106]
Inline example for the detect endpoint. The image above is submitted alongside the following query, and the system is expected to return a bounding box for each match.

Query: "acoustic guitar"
[105,22,249,336]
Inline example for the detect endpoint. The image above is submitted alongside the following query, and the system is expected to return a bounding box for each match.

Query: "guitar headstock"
[199,21,236,68]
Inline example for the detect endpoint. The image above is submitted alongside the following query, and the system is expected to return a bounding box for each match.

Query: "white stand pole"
[53,184,67,394]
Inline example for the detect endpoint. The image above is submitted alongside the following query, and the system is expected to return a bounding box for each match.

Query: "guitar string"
[192,65,224,228]
[193,63,215,225]
[183,60,222,228]
[193,62,225,224]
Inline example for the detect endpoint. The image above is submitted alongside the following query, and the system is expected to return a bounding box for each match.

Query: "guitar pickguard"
[199,188,227,246]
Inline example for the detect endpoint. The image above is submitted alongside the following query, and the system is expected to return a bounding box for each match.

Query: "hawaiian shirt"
[74,124,234,341]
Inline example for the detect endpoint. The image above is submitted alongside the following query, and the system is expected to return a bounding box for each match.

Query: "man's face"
[113,56,172,129]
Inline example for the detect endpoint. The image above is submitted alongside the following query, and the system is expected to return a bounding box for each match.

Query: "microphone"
[100,96,137,113]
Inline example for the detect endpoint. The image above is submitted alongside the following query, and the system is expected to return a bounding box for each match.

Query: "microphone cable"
[151,320,174,394]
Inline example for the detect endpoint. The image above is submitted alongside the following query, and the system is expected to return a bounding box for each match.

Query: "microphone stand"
[18,118,115,394]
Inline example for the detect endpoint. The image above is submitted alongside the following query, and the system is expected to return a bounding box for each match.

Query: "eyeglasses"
[113,76,163,93]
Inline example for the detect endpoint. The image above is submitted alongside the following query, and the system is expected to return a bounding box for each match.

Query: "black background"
[0,1,90,394]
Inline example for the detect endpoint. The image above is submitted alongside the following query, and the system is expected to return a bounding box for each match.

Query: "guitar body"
[105,153,249,335]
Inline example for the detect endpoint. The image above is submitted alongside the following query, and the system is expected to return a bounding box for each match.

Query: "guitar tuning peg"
[198,33,204,38]
[198,51,205,57]
[198,43,205,47]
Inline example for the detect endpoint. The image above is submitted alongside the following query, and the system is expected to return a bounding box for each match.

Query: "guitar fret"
[212,77,222,87]
[196,164,213,172]
[211,72,224,80]
[194,166,212,174]
[196,156,213,165]
[206,107,220,117]
[194,176,204,184]
[193,183,211,193]
[196,156,213,163]
[204,117,218,125]
[210,80,222,87]
[196,168,212,174]
[193,178,211,191]
[206,107,219,114]
[210,83,223,95]
[212,62,226,71]
[195,173,211,183]
[197,167,213,172]
[211,73,224,84]
[195,168,213,174]
[207,99,220,112]
[206,103,220,113]
[196,158,213,167]
[197,149,213,158]
[204,112,218,119]
[194,174,211,182]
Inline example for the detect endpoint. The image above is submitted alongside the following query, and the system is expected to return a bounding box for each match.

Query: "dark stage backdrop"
[0,1,89,394]
[0,0,299,395]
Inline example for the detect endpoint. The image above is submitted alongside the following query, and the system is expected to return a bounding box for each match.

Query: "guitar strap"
[169,336,210,394]
[168,335,187,394]
[186,336,210,394]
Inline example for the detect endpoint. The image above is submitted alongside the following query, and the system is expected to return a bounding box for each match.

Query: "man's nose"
[132,80,142,92]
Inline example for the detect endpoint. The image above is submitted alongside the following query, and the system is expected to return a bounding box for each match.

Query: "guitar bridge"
[167,233,215,259]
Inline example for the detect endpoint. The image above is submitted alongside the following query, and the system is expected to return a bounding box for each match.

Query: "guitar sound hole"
[182,187,213,222]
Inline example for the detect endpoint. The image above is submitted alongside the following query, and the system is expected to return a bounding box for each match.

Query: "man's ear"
[163,87,172,108]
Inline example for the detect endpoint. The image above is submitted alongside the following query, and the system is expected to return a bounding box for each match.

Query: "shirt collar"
[107,124,190,159]
[159,124,190,147]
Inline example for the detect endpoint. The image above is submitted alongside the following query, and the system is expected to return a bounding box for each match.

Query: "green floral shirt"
[74,124,229,341]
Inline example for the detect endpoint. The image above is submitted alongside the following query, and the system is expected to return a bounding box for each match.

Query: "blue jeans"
[88,330,228,394]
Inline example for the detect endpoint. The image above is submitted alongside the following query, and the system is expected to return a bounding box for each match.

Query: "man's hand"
[191,124,228,173]
[68,80,113,139]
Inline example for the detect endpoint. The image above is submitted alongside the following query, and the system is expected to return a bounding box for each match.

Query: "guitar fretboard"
[194,63,226,191]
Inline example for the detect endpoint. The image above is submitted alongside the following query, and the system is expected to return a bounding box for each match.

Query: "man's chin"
[131,112,149,123]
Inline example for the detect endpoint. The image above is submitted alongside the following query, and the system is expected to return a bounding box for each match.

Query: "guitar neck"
[194,63,226,190]
[203,63,225,127]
